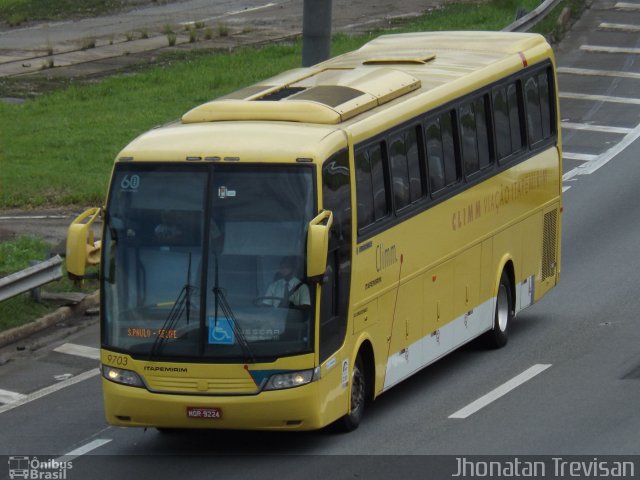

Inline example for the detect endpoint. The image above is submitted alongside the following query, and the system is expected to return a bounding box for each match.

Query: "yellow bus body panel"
[95,31,561,430]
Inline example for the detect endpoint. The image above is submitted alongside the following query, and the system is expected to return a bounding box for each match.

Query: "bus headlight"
[102,365,145,388]
[263,368,319,391]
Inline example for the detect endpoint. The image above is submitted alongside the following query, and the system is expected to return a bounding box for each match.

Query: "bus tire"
[485,272,512,349]
[336,355,366,432]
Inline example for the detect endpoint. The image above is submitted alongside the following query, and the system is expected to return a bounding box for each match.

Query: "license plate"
[187,407,222,419]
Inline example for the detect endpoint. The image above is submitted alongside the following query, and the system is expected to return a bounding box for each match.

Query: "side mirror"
[66,208,102,280]
[306,210,333,280]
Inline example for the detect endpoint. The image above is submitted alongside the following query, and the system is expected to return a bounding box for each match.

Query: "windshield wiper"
[212,252,256,363]
[148,253,195,360]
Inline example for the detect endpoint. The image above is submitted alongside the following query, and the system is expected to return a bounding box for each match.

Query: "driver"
[263,256,310,308]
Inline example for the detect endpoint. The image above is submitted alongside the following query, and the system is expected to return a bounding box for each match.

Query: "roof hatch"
[362,54,436,65]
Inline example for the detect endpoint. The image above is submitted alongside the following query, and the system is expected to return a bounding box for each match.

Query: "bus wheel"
[336,356,366,432]
[485,272,511,349]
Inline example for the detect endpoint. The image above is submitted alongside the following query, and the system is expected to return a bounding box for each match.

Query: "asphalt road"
[2,0,640,478]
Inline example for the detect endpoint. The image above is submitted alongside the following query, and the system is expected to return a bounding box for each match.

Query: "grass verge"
[0,236,97,332]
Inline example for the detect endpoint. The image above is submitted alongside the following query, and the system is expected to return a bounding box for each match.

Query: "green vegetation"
[0,236,51,330]
[0,236,97,331]
[0,236,49,274]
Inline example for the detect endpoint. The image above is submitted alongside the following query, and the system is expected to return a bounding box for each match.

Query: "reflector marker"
[518,51,528,67]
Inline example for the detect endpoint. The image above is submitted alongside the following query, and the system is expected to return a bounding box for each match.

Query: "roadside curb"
[0,290,99,349]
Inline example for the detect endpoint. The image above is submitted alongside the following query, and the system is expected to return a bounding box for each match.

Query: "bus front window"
[102,164,316,361]
[205,166,316,359]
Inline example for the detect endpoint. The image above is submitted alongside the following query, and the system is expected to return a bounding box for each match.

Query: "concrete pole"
[302,0,333,67]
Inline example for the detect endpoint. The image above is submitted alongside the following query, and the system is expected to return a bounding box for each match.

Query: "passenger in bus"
[262,256,310,308]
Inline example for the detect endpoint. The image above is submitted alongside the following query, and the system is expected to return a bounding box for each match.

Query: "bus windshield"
[102,163,316,361]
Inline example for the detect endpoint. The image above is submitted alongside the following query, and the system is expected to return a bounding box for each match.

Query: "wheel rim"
[496,284,509,332]
[351,364,365,416]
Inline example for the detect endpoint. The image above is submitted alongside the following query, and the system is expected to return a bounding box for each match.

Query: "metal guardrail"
[503,0,564,32]
[0,255,63,302]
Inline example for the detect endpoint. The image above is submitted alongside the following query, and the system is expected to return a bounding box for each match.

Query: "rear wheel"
[335,356,366,432]
[485,272,512,348]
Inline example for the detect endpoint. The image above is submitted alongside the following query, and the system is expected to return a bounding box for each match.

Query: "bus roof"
[181,31,551,126]
[119,31,552,163]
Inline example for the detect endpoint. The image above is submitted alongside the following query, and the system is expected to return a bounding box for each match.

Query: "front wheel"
[484,272,512,349]
[335,356,366,432]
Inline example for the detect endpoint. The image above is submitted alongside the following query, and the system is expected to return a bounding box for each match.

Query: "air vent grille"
[541,210,558,280]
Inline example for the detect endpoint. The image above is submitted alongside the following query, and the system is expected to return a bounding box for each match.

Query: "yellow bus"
[68,31,561,432]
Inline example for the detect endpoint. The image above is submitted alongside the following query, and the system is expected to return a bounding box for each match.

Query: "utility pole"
[301,0,333,67]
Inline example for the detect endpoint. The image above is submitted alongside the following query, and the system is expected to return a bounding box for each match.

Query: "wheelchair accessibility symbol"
[208,316,235,345]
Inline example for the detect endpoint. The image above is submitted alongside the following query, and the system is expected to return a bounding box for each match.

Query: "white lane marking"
[563,122,640,181]
[0,369,100,414]
[614,2,640,10]
[225,2,277,16]
[580,45,640,55]
[561,122,633,135]
[0,388,27,404]
[563,151,598,162]
[598,22,640,32]
[557,66,640,80]
[449,364,551,419]
[180,2,278,26]
[57,438,112,462]
[562,185,572,192]
[54,343,100,360]
[559,92,640,105]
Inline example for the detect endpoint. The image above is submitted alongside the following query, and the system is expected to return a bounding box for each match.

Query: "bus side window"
[426,111,459,194]
[406,126,423,202]
[493,82,524,163]
[390,135,411,209]
[475,95,492,170]
[460,101,480,176]
[321,151,352,362]
[538,71,552,139]
[323,150,352,246]
[525,67,555,147]
[390,125,423,211]
[441,110,459,186]
[508,83,524,153]
[425,118,445,192]
[525,75,543,144]
[370,143,389,221]
[460,95,492,177]
[355,142,389,230]
[355,150,375,230]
